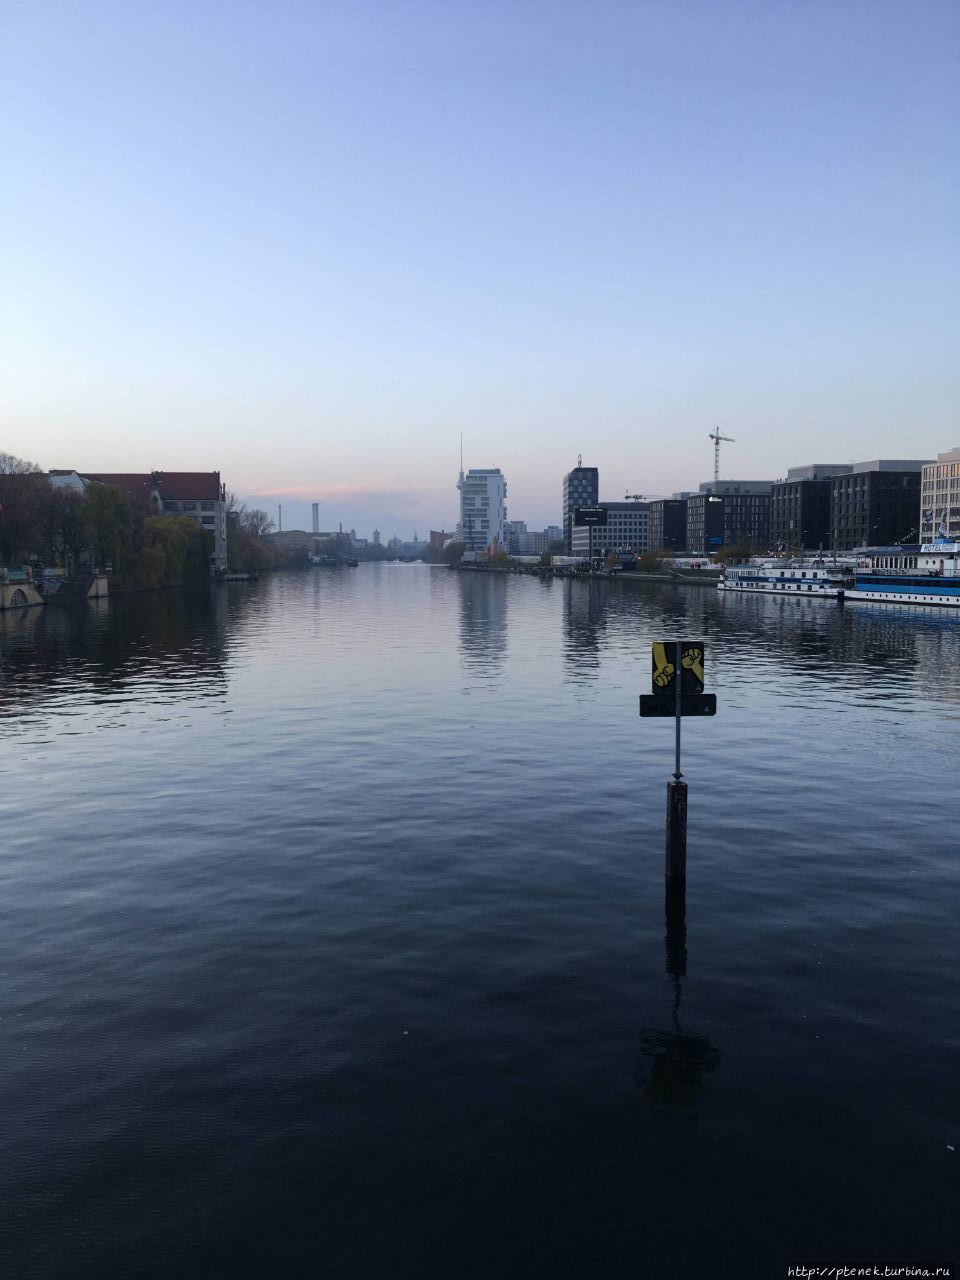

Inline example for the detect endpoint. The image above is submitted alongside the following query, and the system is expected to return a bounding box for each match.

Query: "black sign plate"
[574,506,608,526]
[639,693,717,718]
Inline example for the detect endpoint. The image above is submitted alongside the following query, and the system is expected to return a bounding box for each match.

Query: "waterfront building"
[570,502,650,559]
[266,529,316,554]
[457,467,508,553]
[647,499,687,553]
[50,469,228,573]
[829,460,928,551]
[919,446,960,544]
[562,462,599,553]
[502,521,563,555]
[502,520,527,554]
[686,481,772,553]
[770,463,852,552]
[684,492,725,554]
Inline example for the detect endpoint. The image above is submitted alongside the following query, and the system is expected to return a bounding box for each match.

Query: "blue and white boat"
[717,558,848,598]
[845,542,960,608]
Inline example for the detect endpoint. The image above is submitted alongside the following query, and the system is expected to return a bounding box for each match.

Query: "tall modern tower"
[562,458,599,552]
[458,466,508,553]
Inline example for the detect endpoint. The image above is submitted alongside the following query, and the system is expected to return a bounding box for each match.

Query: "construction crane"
[708,428,735,483]
[624,492,663,501]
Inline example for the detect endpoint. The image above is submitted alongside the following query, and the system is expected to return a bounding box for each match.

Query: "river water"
[2,565,958,1278]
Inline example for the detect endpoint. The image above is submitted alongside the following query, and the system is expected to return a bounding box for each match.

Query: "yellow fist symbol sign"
[652,643,675,688]
[681,647,704,686]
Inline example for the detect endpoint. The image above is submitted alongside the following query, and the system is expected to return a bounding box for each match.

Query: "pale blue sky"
[2,0,957,535]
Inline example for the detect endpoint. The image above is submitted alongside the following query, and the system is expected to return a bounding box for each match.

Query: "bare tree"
[225,490,247,520]
[240,508,275,538]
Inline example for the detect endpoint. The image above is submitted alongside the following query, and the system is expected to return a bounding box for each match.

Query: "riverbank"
[453,562,722,585]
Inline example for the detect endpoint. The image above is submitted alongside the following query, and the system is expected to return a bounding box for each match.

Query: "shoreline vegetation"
[0,452,304,600]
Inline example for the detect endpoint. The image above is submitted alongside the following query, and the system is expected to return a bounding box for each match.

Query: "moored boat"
[717,558,848,599]
[845,542,960,608]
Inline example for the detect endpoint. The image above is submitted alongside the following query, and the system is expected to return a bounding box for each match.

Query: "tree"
[637,551,663,573]
[714,544,752,565]
[441,540,465,565]
[0,453,46,565]
[82,482,143,576]
[225,491,247,519]
[36,485,87,570]
[140,515,211,586]
[240,508,275,538]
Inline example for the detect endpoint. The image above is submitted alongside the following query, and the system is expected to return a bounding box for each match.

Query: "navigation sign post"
[639,642,716,884]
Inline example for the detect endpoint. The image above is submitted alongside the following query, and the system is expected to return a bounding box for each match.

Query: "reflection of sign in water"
[640,1027,720,1120]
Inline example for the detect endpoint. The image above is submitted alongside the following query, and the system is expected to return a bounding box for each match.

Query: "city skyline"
[4,1,958,536]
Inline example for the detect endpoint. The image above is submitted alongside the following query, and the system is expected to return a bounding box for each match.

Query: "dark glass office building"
[829,462,925,550]
[770,464,851,552]
[562,464,599,553]
[647,499,687,552]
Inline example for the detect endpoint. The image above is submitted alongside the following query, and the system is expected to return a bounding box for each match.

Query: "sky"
[2,0,957,536]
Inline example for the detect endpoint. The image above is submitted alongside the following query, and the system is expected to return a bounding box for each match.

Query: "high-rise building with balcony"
[457,466,508,553]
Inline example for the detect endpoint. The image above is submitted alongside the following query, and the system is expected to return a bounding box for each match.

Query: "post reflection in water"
[457,571,508,677]
[561,579,609,681]
[639,883,720,1124]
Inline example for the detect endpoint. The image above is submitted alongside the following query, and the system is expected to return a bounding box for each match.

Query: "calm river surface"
[2,565,958,1278]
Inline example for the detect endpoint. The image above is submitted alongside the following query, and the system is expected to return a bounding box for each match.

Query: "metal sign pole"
[640,639,715,886]
[666,639,687,885]
[674,639,682,781]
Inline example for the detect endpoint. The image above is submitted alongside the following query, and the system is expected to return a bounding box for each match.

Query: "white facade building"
[457,467,508,553]
[570,502,650,559]
[920,446,960,544]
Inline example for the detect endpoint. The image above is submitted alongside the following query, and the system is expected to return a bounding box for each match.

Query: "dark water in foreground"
[1,566,958,1278]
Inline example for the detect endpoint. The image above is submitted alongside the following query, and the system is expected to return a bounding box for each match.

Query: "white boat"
[717,558,848,598]
[845,542,960,608]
